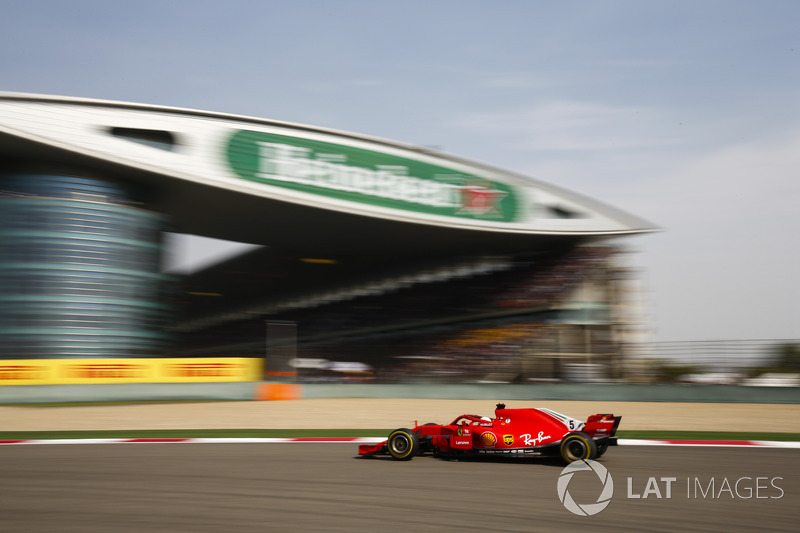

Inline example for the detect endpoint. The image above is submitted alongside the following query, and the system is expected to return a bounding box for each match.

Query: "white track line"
[1,437,798,447]
[618,438,800,448]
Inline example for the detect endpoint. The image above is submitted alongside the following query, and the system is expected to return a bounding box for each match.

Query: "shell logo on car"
[481,432,498,447]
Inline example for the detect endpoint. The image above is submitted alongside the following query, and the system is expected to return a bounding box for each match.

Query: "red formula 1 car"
[359,403,620,464]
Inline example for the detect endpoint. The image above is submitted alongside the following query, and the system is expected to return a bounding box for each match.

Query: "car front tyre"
[387,428,419,460]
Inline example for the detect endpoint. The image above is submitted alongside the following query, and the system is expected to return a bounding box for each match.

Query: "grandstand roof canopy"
[0,93,657,256]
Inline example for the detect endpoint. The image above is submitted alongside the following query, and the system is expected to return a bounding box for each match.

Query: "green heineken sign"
[225,130,519,222]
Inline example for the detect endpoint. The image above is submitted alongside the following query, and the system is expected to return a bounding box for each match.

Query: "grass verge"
[0,429,798,441]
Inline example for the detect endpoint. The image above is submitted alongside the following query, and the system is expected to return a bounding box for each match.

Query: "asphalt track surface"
[1,444,797,533]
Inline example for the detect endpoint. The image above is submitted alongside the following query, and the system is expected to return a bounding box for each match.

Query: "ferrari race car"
[359,403,620,464]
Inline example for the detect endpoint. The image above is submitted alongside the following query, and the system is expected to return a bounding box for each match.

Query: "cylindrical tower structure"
[0,174,171,359]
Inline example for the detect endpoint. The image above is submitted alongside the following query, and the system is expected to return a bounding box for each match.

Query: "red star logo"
[459,183,506,217]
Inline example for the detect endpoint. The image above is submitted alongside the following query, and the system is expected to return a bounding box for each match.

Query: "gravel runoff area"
[1,399,799,432]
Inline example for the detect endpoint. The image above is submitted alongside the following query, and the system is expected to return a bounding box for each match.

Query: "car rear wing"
[583,414,621,439]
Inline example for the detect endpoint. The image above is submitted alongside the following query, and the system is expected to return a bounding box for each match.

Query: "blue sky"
[2,1,798,343]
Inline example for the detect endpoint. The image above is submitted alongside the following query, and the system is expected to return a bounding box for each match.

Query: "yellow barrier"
[0,358,263,385]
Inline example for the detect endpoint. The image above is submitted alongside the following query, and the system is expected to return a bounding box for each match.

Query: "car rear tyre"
[559,432,597,464]
[387,428,419,460]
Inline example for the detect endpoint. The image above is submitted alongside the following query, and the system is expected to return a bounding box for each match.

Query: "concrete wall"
[1,382,798,404]
[300,383,800,403]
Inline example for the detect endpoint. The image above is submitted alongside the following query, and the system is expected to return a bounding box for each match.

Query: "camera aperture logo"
[557,459,614,516]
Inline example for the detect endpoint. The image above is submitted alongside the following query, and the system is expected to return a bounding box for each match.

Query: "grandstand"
[0,93,656,383]
[175,242,633,383]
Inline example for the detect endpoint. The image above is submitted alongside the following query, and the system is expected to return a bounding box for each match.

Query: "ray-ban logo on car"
[521,432,550,446]
[557,459,614,516]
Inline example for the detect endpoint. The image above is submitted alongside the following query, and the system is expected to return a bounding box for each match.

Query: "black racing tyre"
[387,428,419,460]
[559,432,597,464]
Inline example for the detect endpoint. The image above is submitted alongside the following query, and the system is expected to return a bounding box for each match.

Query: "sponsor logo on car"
[477,448,539,455]
[521,432,551,446]
[481,432,497,447]
[503,434,514,446]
